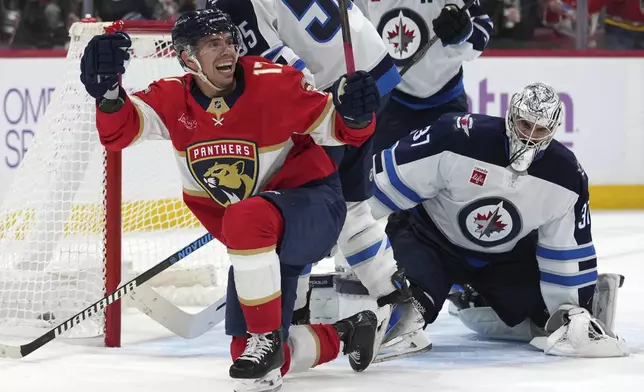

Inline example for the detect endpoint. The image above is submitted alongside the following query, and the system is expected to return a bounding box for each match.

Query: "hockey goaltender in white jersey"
[368,82,629,358]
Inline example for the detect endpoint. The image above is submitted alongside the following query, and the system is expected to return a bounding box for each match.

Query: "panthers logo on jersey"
[186,139,258,207]
[458,197,522,248]
[376,8,429,67]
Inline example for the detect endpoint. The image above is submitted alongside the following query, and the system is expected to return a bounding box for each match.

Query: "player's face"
[195,33,239,88]
[515,119,551,145]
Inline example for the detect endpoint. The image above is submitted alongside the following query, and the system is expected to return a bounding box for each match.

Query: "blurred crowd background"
[0,0,641,51]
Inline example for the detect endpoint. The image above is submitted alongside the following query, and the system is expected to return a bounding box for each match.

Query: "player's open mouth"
[215,63,234,75]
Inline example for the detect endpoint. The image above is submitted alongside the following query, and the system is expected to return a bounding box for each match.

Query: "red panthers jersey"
[95,56,374,243]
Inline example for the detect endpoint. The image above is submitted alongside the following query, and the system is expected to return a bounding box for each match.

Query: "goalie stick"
[400,0,476,77]
[0,232,215,359]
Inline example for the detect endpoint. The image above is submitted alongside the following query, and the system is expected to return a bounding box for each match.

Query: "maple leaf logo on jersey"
[459,198,522,248]
[377,9,428,64]
[473,205,508,239]
[387,15,416,56]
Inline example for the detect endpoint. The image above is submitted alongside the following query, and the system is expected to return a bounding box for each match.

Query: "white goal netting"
[0,22,230,340]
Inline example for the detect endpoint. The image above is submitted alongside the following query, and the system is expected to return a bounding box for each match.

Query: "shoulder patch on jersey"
[186,139,259,207]
[458,197,522,248]
[454,114,473,136]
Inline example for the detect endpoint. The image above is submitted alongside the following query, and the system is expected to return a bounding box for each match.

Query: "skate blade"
[373,330,432,363]
[374,305,393,349]
[233,369,282,392]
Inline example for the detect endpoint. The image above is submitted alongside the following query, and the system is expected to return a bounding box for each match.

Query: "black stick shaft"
[1,232,214,358]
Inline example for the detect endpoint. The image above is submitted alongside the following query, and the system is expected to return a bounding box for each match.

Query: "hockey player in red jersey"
[80,8,384,392]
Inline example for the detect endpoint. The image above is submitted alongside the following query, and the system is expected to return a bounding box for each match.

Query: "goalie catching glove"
[530,304,629,358]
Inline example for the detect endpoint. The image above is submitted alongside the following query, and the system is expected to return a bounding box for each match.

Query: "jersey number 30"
[281,0,350,43]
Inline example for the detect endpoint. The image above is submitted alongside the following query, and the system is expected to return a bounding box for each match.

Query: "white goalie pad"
[592,273,623,331]
[457,307,547,342]
[530,305,629,358]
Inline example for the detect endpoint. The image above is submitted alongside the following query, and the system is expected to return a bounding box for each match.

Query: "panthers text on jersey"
[369,113,596,316]
[95,56,374,245]
[211,0,401,94]
[354,0,493,109]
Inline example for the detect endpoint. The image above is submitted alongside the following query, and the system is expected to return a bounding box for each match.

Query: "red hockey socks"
[222,197,284,333]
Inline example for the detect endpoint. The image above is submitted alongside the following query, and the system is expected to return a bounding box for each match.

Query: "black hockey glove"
[80,32,131,99]
[432,4,473,46]
[332,70,380,128]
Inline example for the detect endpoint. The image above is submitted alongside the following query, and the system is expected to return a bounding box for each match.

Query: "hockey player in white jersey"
[353,0,493,153]
[368,82,628,358]
[205,0,429,364]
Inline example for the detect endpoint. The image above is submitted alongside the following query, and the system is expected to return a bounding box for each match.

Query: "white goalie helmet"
[505,82,564,171]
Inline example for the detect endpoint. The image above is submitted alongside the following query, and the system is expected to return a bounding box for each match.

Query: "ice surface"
[1,211,643,392]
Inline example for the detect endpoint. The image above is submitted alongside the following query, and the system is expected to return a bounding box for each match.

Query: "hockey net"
[0,21,230,346]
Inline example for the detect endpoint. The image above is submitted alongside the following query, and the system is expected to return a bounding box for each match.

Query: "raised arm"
[80,32,173,151]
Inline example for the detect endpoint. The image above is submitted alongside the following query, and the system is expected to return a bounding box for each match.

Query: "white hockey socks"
[229,248,282,333]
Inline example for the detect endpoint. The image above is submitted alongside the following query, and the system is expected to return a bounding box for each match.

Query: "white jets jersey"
[369,113,596,315]
[212,0,401,93]
[354,0,493,109]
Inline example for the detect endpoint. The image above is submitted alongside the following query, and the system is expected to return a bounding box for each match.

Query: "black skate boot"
[229,330,285,392]
[333,310,378,372]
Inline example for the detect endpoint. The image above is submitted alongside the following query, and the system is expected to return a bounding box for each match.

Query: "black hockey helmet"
[172,8,240,68]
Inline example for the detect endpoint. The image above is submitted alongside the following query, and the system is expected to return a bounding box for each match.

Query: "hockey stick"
[337,0,356,75]
[0,232,215,359]
[128,284,226,339]
[399,0,477,77]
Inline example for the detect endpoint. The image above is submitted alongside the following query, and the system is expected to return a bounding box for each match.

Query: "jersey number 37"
[281,0,350,43]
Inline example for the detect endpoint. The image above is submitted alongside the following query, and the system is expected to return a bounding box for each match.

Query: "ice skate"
[230,330,284,392]
[333,310,379,372]
[373,269,432,363]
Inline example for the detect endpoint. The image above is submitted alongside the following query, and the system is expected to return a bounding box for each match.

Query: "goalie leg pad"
[308,273,341,324]
[457,307,547,342]
[592,273,624,331]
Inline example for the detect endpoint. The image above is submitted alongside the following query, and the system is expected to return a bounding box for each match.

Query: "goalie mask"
[505,83,563,172]
[171,8,241,90]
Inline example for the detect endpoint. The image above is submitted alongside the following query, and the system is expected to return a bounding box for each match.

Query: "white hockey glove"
[530,304,629,358]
